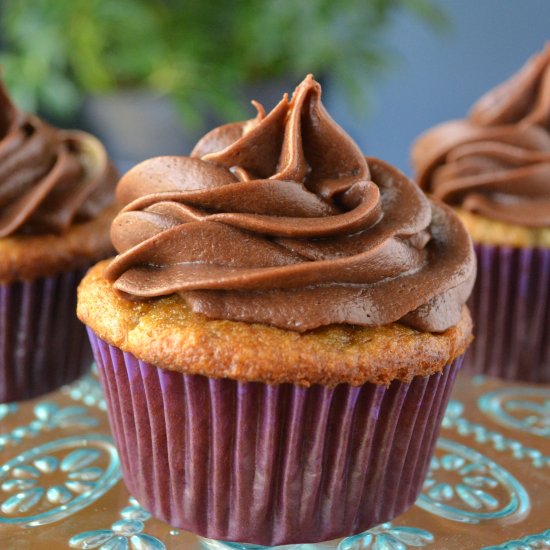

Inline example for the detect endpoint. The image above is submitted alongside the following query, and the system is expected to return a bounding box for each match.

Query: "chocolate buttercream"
[413,44,550,227]
[0,80,116,237]
[106,75,475,332]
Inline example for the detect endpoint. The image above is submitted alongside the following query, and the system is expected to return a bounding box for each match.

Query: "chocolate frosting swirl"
[106,75,475,332]
[413,44,550,227]
[0,80,116,236]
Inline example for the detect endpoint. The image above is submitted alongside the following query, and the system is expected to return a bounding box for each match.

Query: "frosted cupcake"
[78,76,475,545]
[412,45,550,382]
[0,79,118,402]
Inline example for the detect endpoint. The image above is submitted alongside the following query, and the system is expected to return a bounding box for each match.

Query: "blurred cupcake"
[412,45,550,383]
[0,79,118,403]
[78,75,475,546]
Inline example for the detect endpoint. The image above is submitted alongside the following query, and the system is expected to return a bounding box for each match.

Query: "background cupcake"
[412,45,550,383]
[0,79,118,403]
[78,76,475,545]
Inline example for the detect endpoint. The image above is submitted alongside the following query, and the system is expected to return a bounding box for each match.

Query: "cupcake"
[0,79,118,403]
[78,75,475,546]
[412,45,550,383]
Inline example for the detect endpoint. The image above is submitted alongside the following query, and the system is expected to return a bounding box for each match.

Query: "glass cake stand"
[0,367,549,549]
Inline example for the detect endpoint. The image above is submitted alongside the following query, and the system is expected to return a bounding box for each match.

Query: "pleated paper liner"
[89,329,463,546]
[464,244,550,383]
[0,266,93,403]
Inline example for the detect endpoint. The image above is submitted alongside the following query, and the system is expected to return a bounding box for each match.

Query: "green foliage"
[0,0,446,123]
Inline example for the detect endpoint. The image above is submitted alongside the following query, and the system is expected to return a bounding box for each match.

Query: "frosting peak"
[413,45,550,227]
[470,44,550,127]
[0,80,117,237]
[107,76,475,332]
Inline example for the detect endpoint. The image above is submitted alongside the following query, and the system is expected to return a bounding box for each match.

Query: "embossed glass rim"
[479,388,550,438]
[416,438,530,524]
[0,434,121,526]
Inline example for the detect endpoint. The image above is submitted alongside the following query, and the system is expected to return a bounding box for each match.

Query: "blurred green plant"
[0,0,447,125]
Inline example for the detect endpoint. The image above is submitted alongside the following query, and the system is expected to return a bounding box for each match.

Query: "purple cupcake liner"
[89,329,462,546]
[0,266,93,403]
[464,243,550,383]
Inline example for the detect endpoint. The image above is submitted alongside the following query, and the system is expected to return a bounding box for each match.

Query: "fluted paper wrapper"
[89,330,462,546]
[0,267,93,403]
[464,243,550,383]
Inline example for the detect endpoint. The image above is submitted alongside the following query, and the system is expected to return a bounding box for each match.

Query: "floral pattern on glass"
[417,438,530,524]
[442,401,550,468]
[70,496,166,550]
[0,435,120,526]
[337,523,434,550]
[0,402,97,452]
[64,364,107,411]
[482,528,550,549]
[479,388,550,438]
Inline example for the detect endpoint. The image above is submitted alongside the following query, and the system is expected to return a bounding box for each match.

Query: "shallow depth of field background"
[1,0,549,174]
[334,0,550,173]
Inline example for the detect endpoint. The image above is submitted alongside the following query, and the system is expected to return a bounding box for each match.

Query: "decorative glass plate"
[1,368,549,549]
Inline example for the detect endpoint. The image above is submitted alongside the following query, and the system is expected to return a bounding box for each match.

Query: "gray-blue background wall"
[329,0,550,176]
